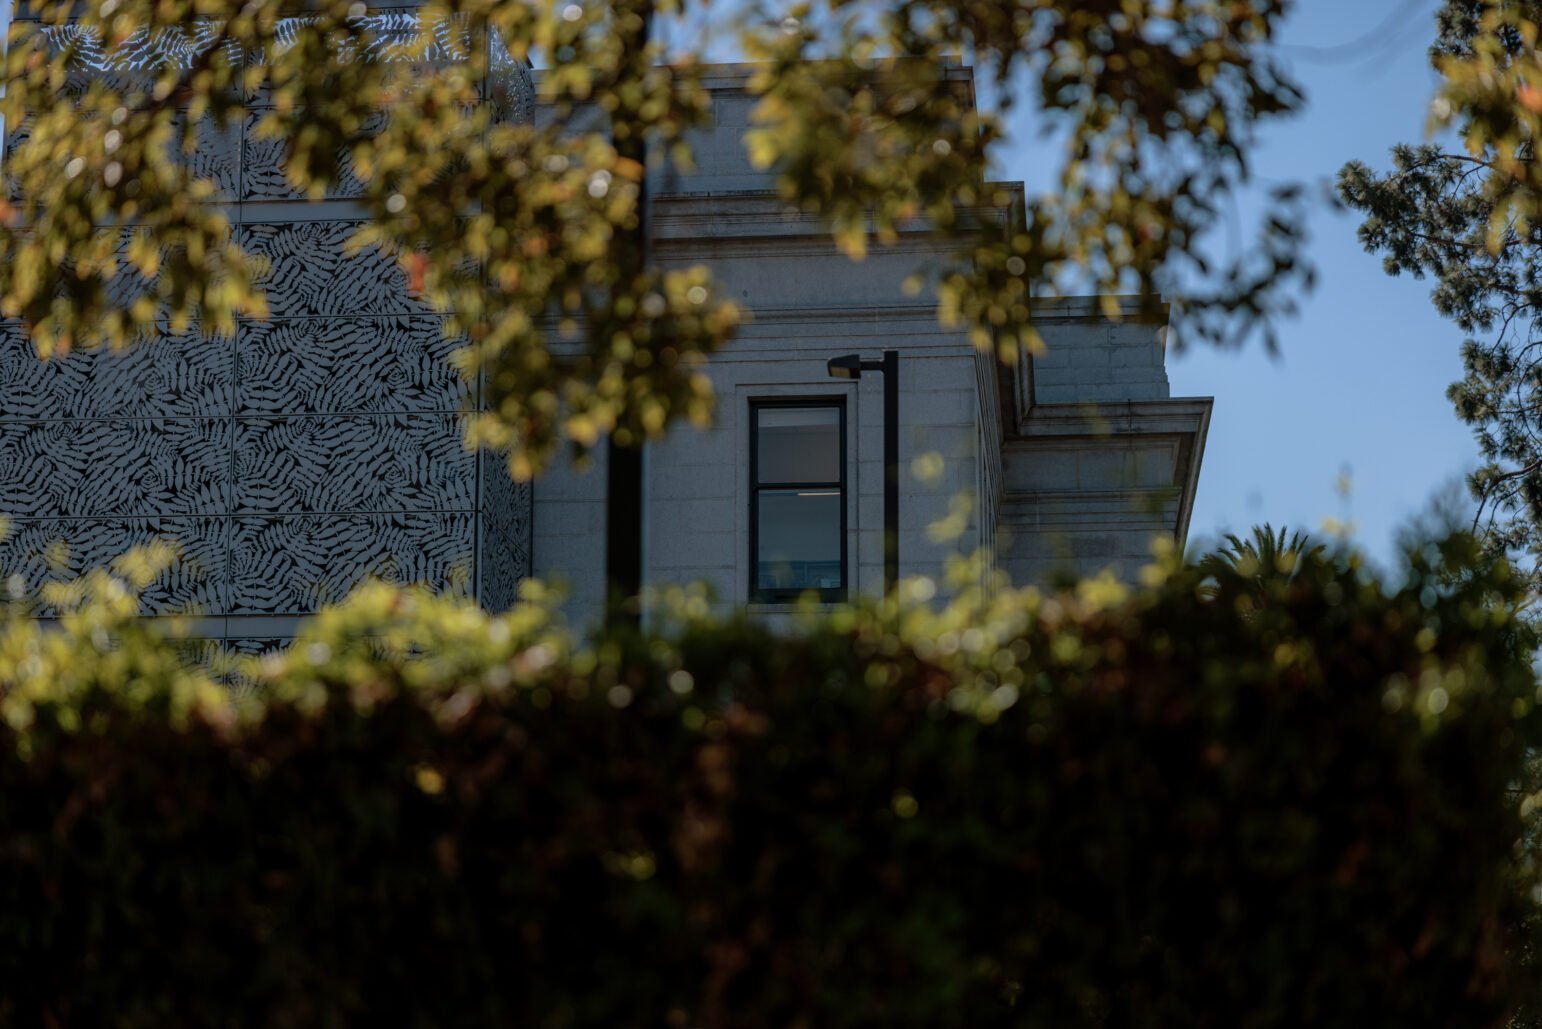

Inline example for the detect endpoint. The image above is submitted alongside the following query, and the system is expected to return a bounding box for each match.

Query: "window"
[750,400,847,601]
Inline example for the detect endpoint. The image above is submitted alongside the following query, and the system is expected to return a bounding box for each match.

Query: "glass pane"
[757,489,842,592]
[757,406,840,484]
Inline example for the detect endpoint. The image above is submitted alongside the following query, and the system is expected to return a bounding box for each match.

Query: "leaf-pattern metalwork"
[0,419,230,518]
[241,109,383,201]
[1,5,536,641]
[228,512,475,615]
[242,221,436,319]
[236,317,466,416]
[0,517,226,616]
[0,321,231,420]
[234,414,476,515]
[478,448,530,611]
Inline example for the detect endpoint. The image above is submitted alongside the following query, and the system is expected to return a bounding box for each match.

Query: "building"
[538,65,1209,619]
[0,30,1210,642]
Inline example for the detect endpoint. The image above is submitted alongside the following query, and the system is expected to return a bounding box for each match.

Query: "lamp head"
[826,354,863,380]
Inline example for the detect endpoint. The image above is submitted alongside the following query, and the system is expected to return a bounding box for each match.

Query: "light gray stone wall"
[635,65,992,610]
[529,319,989,624]
[530,65,1213,624]
[534,118,995,623]
[641,321,985,609]
[0,6,534,641]
[1030,312,1170,406]
[530,446,610,622]
[983,294,1211,587]
[998,425,1196,585]
[972,343,1005,590]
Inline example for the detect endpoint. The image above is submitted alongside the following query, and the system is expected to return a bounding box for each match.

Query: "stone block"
[1071,383,1138,403]
[900,390,975,429]
[1031,346,1070,369]
[1131,447,1177,487]
[1005,450,1078,491]
[902,356,974,393]
[1109,322,1164,347]
[651,528,735,571]
[534,498,606,537]
[1109,343,1159,368]
[855,456,885,488]
[712,95,755,127]
[531,459,606,502]
[1032,384,1078,405]
[1078,450,1130,490]
[650,462,730,502]
[1037,322,1111,349]
[653,424,727,467]
[1111,366,1168,385]
[1070,345,1115,368]
[683,497,737,535]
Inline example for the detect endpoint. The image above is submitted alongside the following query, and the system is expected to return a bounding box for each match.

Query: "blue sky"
[1064,0,1470,564]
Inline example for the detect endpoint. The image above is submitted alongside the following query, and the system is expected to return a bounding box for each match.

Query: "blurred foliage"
[1340,0,1542,589]
[1,535,1539,1026]
[1,0,1309,477]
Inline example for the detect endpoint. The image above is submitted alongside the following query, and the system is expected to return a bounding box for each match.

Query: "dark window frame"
[749,397,848,603]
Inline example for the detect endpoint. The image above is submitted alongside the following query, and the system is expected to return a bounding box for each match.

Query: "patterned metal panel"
[234,414,476,514]
[242,109,384,201]
[490,42,536,125]
[7,113,237,199]
[236,317,467,416]
[229,512,475,614]
[16,21,232,100]
[18,9,455,98]
[242,221,435,319]
[0,419,230,517]
[0,517,227,616]
[0,7,534,638]
[102,231,159,310]
[478,449,531,612]
[179,116,242,200]
[222,638,290,659]
[3,120,26,201]
[0,321,232,420]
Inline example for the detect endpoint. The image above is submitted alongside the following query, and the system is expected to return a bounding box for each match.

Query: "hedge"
[0,539,1538,1027]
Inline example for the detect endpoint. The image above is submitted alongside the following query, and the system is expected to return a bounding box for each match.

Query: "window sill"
[746,600,840,615]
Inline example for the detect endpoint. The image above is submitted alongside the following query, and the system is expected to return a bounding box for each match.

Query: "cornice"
[1004,397,1214,544]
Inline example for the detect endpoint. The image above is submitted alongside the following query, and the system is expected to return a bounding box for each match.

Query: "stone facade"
[1001,297,1209,585]
[534,65,1211,620]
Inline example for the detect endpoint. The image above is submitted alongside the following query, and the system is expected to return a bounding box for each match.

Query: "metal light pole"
[827,350,899,595]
